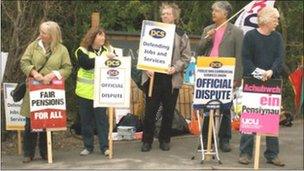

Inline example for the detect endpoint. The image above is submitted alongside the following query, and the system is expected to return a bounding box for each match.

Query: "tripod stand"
[191,107,223,164]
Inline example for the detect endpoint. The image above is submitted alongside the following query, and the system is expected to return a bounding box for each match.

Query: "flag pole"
[204,7,246,39]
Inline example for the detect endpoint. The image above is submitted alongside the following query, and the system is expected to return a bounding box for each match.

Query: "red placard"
[29,78,67,131]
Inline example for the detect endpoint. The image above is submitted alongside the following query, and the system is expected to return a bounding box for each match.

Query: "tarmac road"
[1,119,303,170]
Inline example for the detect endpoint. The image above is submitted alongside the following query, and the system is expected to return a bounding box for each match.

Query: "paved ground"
[1,119,303,170]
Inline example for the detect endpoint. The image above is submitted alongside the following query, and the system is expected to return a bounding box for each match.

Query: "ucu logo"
[241,118,259,125]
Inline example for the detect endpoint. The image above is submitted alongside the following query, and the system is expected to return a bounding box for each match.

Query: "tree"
[1,0,52,138]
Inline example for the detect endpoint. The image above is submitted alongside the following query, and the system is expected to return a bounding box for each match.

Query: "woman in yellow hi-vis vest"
[75,26,115,157]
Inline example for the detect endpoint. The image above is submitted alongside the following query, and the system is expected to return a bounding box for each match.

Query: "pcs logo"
[107,69,119,77]
[105,59,121,68]
[149,28,166,39]
[209,61,223,68]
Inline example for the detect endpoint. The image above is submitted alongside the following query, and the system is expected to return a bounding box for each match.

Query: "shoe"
[22,156,33,163]
[104,149,110,157]
[239,154,250,165]
[141,143,152,152]
[219,142,231,152]
[159,142,170,151]
[80,149,92,156]
[267,157,285,167]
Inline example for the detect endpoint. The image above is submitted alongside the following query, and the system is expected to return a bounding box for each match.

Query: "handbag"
[11,54,51,102]
[10,81,27,102]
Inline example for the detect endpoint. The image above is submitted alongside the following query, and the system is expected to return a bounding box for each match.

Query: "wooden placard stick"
[206,109,214,160]
[47,130,53,163]
[108,107,114,159]
[148,74,154,97]
[91,12,100,28]
[254,134,261,170]
[17,130,22,155]
[204,7,246,39]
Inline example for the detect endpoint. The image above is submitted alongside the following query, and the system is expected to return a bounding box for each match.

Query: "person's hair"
[80,26,109,49]
[212,1,233,18]
[159,2,181,23]
[257,6,280,25]
[39,21,62,52]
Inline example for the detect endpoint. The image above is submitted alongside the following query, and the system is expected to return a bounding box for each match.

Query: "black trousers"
[23,117,47,158]
[201,108,231,144]
[142,73,179,144]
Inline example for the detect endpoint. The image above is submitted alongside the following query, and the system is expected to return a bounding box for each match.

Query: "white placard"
[94,56,131,108]
[113,47,123,57]
[137,20,175,73]
[1,52,8,83]
[3,83,25,130]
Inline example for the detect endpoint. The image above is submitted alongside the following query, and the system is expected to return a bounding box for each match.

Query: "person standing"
[141,2,191,152]
[75,26,116,157]
[20,21,72,163]
[238,6,285,167]
[195,1,244,152]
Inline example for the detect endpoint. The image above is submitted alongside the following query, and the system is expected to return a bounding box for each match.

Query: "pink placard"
[239,112,279,135]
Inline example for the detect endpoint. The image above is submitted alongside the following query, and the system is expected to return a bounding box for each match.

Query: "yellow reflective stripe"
[78,47,88,54]
[75,45,113,100]
[77,77,94,84]
[75,47,88,58]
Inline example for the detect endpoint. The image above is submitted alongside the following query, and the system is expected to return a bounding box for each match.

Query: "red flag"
[289,66,303,111]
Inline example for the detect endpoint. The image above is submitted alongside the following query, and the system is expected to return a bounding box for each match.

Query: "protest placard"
[94,56,131,159]
[3,83,25,130]
[29,78,67,131]
[137,20,175,74]
[1,52,8,83]
[94,56,131,108]
[239,77,282,136]
[193,57,235,110]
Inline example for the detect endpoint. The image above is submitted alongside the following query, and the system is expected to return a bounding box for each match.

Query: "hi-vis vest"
[75,46,111,100]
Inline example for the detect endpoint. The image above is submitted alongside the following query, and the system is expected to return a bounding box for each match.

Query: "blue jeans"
[239,134,279,160]
[78,96,108,153]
